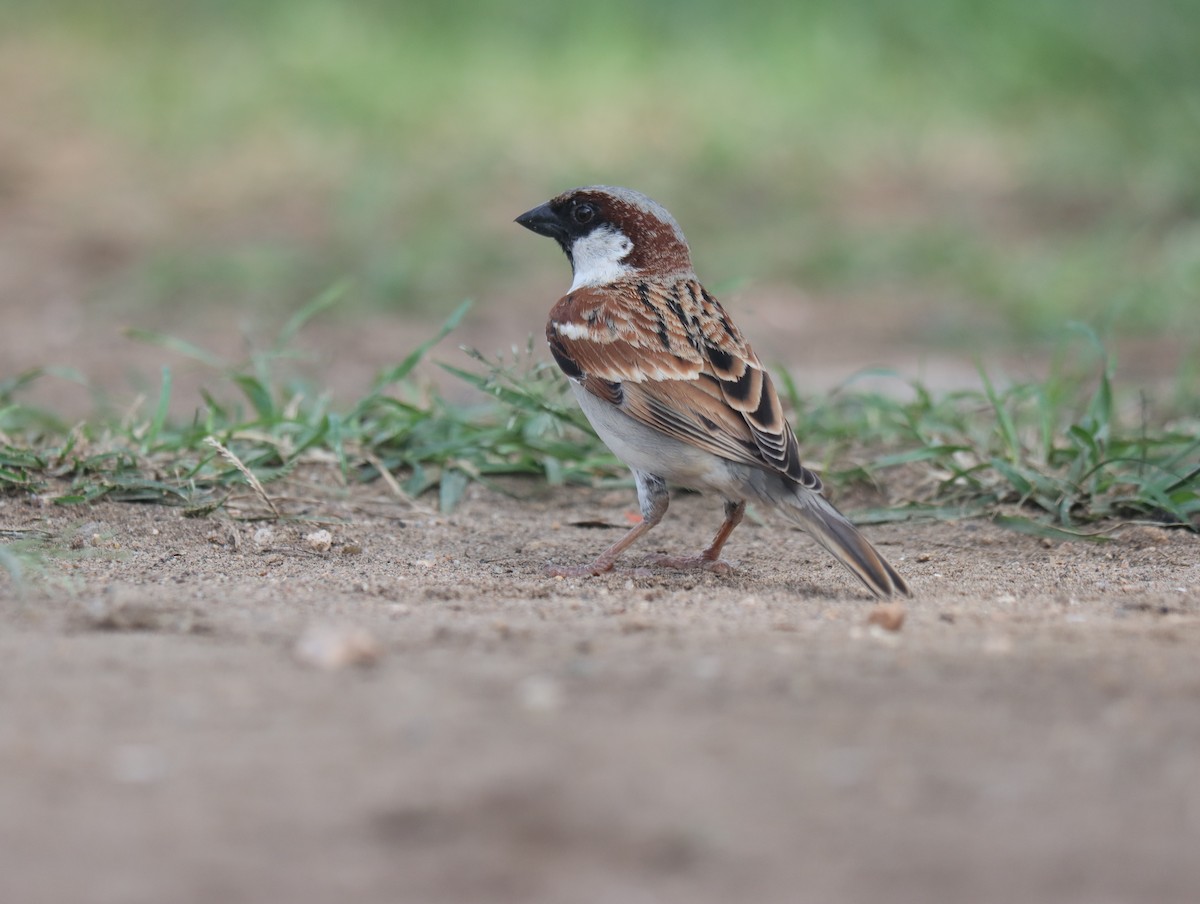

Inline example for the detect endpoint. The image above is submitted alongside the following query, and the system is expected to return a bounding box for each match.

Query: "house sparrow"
[515,186,909,598]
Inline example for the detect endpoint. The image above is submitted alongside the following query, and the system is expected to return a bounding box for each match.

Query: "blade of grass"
[275,279,352,352]
[142,366,173,451]
[125,329,229,369]
[367,299,473,393]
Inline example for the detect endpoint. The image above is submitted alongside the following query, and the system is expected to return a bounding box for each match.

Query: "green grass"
[2,2,1198,567]
[5,0,1199,342]
[2,304,1196,538]
[779,334,1200,532]
[0,299,607,517]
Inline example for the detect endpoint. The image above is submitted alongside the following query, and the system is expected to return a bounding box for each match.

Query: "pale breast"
[570,383,746,496]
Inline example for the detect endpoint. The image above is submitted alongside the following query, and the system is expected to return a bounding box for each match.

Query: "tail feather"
[779,490,910,599]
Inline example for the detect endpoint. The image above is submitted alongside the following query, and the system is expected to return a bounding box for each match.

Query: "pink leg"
[547,473,669,577]
[642,499,745,575]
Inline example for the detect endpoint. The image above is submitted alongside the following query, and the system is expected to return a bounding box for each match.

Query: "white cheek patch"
[569,226,634,290]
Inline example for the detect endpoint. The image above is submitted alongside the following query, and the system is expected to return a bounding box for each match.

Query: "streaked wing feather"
[547,280,821,490]
[621,379,763,468]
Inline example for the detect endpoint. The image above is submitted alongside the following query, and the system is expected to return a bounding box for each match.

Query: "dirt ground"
[3,90,1199,903]
[3,235,1200,904]
[2,476,1199,904]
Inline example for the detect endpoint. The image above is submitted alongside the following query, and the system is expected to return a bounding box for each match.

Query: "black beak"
[515,202,564,240]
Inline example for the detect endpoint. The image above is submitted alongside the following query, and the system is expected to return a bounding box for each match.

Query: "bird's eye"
[573,203,596,225]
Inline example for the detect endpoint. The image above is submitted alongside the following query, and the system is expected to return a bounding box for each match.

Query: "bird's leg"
[546,473,669,578]
[642,499,745,575]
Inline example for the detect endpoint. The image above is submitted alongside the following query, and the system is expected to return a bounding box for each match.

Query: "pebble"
[293,624,381,670]
[867,602,906,632]
[304,529,333,553]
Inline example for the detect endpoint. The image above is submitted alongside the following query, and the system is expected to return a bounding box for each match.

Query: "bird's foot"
[640,553,736,576]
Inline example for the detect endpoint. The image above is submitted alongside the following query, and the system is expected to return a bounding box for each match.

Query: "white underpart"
[568,226,634,291]
[570,383,744,495]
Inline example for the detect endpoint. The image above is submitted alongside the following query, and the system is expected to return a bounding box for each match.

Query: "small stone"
[867,602,906,632]
[916,552,932,563]
[294,625,381,670]
[253,527,274,549]
[304,529,333,553]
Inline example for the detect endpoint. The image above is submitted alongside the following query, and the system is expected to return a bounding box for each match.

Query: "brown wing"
[546,279,822,491]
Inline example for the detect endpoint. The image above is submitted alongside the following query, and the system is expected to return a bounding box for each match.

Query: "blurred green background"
[3,0,1199,350]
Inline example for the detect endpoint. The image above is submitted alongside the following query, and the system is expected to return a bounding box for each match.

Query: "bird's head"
[516,186,694,290]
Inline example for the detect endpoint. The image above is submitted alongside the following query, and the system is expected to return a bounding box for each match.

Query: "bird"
[515,185,909,599]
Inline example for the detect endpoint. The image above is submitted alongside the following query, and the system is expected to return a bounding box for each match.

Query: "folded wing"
[547,279,822,492]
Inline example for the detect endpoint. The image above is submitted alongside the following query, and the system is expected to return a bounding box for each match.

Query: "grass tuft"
[1,302,1197,535]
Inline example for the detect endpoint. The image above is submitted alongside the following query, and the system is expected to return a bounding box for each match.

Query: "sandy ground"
[3,68,1199,902]
[2,478,1199,904]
